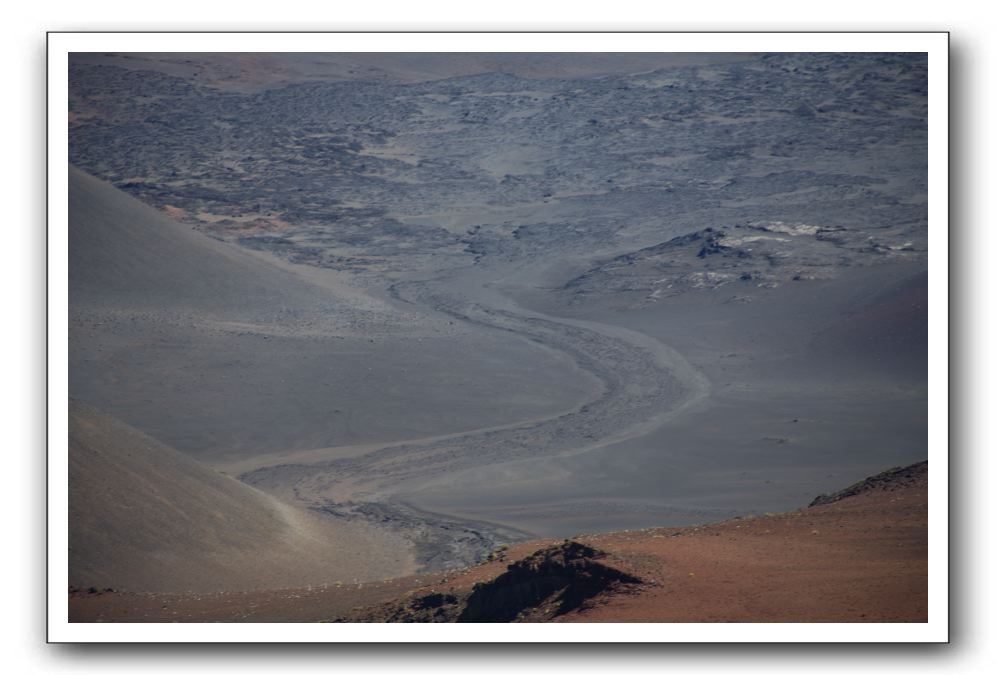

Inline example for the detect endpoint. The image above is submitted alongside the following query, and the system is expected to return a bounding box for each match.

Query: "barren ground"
[67,52,929,607]
[70,462,926,623]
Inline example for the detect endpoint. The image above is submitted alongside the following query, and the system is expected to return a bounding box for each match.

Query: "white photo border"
[48,31,949,643]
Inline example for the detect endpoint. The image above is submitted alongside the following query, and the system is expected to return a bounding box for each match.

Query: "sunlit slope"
[68,400,413,592]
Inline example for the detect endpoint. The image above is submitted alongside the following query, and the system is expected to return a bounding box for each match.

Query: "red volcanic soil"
[555,467,927,623]
[69,462,927,623]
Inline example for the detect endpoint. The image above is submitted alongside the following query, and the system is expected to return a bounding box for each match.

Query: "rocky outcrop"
[561,218,926,306]
[374,541,643,623]
[459,541,642,622]
[809,461,927,507]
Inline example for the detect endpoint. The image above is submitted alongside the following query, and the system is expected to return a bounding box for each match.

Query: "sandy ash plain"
[66,52,928,617]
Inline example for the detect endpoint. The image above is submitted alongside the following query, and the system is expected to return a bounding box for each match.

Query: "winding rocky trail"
[240,269,709,570]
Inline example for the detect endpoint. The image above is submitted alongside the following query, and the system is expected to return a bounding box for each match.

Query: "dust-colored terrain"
[69,461,927,622]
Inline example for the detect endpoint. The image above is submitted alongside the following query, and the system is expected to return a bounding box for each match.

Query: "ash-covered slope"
[68,400,413,593]
[68,165,599,461]
[68,164,345,316]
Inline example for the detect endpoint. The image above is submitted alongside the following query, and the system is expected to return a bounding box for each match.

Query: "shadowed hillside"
[68,164,348,315]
